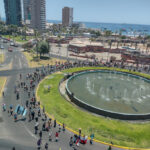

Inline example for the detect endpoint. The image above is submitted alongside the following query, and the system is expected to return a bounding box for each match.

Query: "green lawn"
[37,67,150,148]
[3,35,34,43]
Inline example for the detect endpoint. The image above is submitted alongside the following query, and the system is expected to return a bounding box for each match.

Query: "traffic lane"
[1,75,37,150]
[0,139,36,150]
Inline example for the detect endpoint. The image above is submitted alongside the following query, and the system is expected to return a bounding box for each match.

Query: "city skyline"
[0,0,150,25]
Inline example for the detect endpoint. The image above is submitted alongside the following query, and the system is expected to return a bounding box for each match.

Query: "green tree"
[37,41,49,57]
[22,25,28,40]
[104,30,112,37]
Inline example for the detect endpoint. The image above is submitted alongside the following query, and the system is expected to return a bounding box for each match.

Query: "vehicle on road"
[14,44,18,47]
[0,45,4,49]
[10,42,15,46]
[8,47,13,52]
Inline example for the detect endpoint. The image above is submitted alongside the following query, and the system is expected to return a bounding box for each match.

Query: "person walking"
[90,133,94,144]
[37,139,42,150]
[55,132,59,142]
[49,130,52,141]
[45,142,48,150]
[63,123,65,132]
[31,110,35,120]
[2,103,6,111]
[39,130,42,139]
[69,137,73,147]
[35,122,39,134]
[12,147,16,150]
[54,119,56,128]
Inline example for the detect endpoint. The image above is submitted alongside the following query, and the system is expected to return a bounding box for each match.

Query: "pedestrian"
[55,132,59,142]
[63,123,65,132]
[42,122,46,131]
[90,133,94,144]
[12,147,15,150]
[10,108,13,116]
[38,108,41,117]
[69,137,73,147]
[76,138,80,147]
[35,115,38,122]
[2,103,6,111]
[49,130,52,141]
[54,119,56,128]
[58,124,61,132]
[45,142,48,150]
[31,110,35,120]
[26,100,29,107]
[35,122,39,134]
[37,139,42,150]
[79,128,81,137]
[108,145,112,150]
[39,130,42,139]
[14,113,17,122]
[28,112,31,122]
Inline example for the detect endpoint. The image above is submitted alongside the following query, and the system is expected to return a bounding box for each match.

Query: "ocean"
[47,20,150,36]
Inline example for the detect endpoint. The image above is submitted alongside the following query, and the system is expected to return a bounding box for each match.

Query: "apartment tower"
[30,0,46,30]
[62,7,73,27]
[4,0,22,26]
[23,0,31,24]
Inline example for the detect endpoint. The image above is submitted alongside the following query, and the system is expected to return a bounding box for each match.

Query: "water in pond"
[67,71,150,114]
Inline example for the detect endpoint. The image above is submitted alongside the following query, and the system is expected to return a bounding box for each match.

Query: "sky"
[0,0,150,25]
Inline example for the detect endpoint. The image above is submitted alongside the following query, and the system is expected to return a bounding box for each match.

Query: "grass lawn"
[37,67,150,148]
[3,35,34,43]
[23,51,66,68]
[0,77,6,97]
[0,54,4,64]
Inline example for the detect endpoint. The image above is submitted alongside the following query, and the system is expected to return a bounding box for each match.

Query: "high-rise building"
[62,7,73,27]
[23,0,31,24]
[30,0,46,30]
[4,0,22,26]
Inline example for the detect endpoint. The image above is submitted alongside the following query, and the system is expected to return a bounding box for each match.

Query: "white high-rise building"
[62,7,73,27]
[30,0,46,30]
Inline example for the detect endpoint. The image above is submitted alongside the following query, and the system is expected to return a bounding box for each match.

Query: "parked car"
[8,47,13,52]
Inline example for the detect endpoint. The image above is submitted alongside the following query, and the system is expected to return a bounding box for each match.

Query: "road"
[0,41,121,150]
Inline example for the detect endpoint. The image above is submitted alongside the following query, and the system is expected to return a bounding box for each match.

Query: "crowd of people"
[2,63,99,150]
[2,59,150,149]
[3,58,150,149]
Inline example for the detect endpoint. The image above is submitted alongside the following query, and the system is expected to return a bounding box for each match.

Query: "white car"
[10,42,15,46]
[0,45,4,49]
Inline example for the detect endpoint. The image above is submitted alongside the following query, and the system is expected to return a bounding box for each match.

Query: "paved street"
[0,41,122,150]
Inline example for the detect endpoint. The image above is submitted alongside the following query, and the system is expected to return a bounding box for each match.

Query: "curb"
[0,77,7,98]
[35,69,150,150]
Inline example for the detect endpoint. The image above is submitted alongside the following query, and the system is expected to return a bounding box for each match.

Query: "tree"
[37,41,50,57]
[22,25,28,40]
[108,40,112,49]
[104,30,112,37]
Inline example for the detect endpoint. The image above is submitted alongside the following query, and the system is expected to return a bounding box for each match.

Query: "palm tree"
[108,40,112,49]
[146,43,150,53]
[117,40,120,49]
[22,25,28,40]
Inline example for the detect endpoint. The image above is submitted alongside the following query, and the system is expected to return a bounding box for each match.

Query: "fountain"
[66,70,150,120]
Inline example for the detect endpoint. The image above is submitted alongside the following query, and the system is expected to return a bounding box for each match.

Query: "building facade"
[62,7,73,27]
[30,0,46,30]
[23,0,31,24]
[4,0,22,26]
